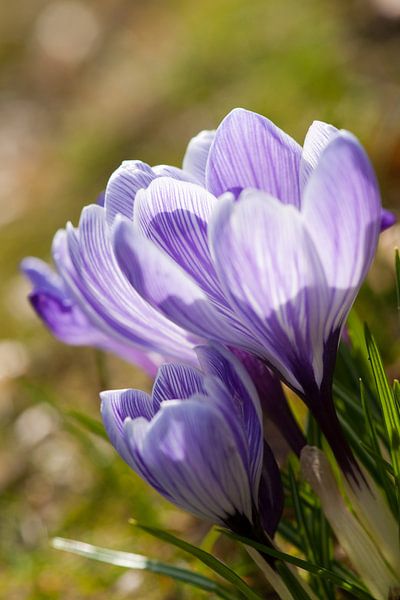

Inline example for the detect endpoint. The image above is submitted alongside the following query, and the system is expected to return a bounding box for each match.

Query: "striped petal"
[303,131,382,339]
[134,178,226,303]
[113,218,249,347]
[105,161,198,226]
[196,344,263,490]
[101,388,154,467]
[105,161,156,225]
[21,257,162,373]
[206,108,302,206]
[125,399,254,524]
[54,205,199,364]
[210,191,328,392]
[152,362,206,408]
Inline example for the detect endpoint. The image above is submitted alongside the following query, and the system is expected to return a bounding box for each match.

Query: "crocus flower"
[112,109,385,480]
[21,119,305,456]
[101,344,283,538]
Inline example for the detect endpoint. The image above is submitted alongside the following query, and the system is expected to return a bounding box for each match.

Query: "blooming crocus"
[101,344,283,538]
[111,109,386,481]
[21,119,304,456]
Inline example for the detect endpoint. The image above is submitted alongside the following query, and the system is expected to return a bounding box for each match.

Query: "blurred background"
[1,0,400,598]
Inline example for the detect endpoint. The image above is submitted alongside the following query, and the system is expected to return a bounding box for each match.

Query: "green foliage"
[133,523,263,599]
[52,538,234,599]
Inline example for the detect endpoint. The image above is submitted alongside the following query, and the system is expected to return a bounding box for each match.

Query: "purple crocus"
[112,109,387,480]
[21,118,304,456]
[101,344,283,538]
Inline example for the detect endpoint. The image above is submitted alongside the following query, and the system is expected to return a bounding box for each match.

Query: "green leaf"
[365,326,400,506]
[360,378,397,512]
[52,537,234,599]
[218,531,373,600]
[134,522,262,600]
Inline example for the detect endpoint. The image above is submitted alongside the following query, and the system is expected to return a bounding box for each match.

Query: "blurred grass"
[0,0,400,597]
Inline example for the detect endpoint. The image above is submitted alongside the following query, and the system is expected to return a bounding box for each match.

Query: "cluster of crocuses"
[22,108,399,596]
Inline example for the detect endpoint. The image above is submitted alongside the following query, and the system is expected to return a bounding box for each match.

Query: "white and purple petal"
[196,343,263,490]
[112,218,253,349]
[210,190,328,392]
[134,178,226,303]
[182,129,216,185]
[152,362,207,409]
[54,206,199,364]
[101,388,154,467]
[125,399,254,524]
[303,131,382,339]
[206,108,302,206]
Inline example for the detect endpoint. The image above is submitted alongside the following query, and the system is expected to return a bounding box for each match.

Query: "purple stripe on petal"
[21,256,164,375]
[152,363,206,409]
[112,218,248,347]
[101,389,152,468]
[231,349,306,456]
[134,178,226,304]
[55,206,199,363]
[127,399,254,523]
[105,161,156,225]
[206,108,302,206]
[196,344,263,492]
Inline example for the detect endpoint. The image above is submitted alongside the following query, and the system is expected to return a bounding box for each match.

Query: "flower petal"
[105,162,198,226]
[113,218,248,347]
[54,205,199,364]
[152,363,206,409]
[101,388,154,467]
[302,131,382,338]
[134,178,225,303]
[257,442,284,536]
[196,344,263,491]
[125,399,254,523]
[21,258,164,375]
[105,161,156,225]
[210,191,328,392]
[206,108,302,206]
[381,208,396,231]
[300,120,338,191]
[182,130,216,185]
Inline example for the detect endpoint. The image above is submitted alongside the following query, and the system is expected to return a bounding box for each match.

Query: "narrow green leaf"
[274,562,314,600]
[365,326,400,505]
[134,523,262,600]
[52,537,234,599]
[360,378,397,512]
[218,531,373,600]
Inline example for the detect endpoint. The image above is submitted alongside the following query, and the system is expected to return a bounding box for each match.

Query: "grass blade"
[52,537,234,599]
[218,531,373,600]
[365,326,400,512]
[134,522,262,600]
